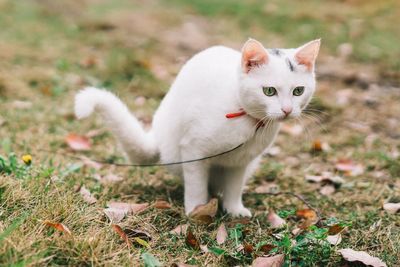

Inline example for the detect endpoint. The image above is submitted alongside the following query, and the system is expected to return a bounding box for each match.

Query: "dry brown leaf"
[79,186,97,204]
[335,159,364,176]
[254,183,279,194]
[311,139,331,152]
[296,209,319,229]
[216,223,228,245]
[243,243,254,254]
[44,221,72,235]
[185,229,200,250]
[339,248,387,267]
[319,184,335,196]
[383,203,400,214]
[259,243,276,254]
[123,228,152,241]
[154,200,172,209]
[296,209,318,220]
[252,254,285,267]
[189,198,218,224]
[267,209,286,228]
[305,172,344,185]
[104,208,126,223]
[65,133,91,151]
[328,224,345,235]
[107,201,149,214]
[104,202,149,223]
[170,224,189,235]
[326,234,342,245]
[111,224,131,246]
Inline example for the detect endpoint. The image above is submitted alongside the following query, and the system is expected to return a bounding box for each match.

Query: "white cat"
[75,38,320,217]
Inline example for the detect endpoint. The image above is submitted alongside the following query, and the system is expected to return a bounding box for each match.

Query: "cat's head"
[238,38,320,121]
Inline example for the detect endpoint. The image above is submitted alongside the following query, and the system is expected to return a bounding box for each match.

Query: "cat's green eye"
[293,86,305,96]
[263,86,277,96]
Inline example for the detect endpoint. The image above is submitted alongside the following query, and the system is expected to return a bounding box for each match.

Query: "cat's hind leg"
[182,161,210,215]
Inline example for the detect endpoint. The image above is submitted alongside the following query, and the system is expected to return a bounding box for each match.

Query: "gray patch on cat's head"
[285,58,295,72]
[269,49,283,57]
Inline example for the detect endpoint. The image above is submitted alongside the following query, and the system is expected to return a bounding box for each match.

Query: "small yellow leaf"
[134,237,150,248]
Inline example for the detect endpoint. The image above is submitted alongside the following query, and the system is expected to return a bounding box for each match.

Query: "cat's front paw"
[225,205,252,217]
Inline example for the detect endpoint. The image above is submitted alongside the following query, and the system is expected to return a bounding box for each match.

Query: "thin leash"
[40,143,244,167]
[39,109,256,167]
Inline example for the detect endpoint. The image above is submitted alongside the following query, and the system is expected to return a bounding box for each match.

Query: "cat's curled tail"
[74,87,159,163]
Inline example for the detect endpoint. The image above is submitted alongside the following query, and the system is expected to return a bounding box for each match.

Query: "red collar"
[226,108,265,129]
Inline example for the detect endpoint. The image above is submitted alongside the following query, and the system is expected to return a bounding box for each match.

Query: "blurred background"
[0,0,399,266]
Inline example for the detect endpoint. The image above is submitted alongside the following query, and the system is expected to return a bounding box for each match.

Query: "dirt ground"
[0,0,399,266]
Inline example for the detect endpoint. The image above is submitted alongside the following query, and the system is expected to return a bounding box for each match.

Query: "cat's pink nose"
[281,107,292,116]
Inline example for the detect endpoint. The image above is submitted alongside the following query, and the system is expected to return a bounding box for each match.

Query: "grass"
[0,0,399,266]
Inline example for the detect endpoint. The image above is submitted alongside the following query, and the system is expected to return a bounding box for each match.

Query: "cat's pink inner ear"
[241,39,268,73]
[294,39,321,71]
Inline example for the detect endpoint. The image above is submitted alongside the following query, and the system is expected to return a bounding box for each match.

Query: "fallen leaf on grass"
[311,139,331,152]
[326,234,342,245]
[185,229,200,250]
[252,254,284,267]
[124,228,152,241]
[243,243,254,254]
[267,209,286,228]
[112,224,131,246]
[254,183,279,194]
[107,202,149,214]
[153,200,172,209]
[65,133,91,151]
[319,184,335,196]
[338,248,387,267]
[216,223,228,245]
[170,224,189,235]
[104,208,126,223]
[258,243,276,254]
[44,221,72,235]
[305,172,344,185]
[296,209,319,229]
[383,203,400,214]
[328,224,345,235]
[335,159,364,176]
[111,225,151,248]
[79,186,97,204]
[104,202,149,223]
[189,198,218,224]
[296,209,318,220]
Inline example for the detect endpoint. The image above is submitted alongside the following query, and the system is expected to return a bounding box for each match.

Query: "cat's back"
[178,46,240,82]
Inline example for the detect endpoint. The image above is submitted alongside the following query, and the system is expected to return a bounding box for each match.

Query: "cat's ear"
[294,39,321,71]
[241,39,268,73]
